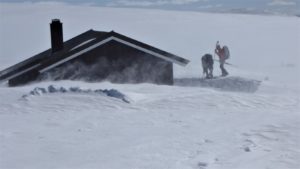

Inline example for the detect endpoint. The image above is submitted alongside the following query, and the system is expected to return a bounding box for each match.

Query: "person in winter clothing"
[201,54,214,79]
[215,42,229,76]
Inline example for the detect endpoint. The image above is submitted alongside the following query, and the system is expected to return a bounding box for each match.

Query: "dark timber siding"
[35,40,173,85]
[3,30,188,86]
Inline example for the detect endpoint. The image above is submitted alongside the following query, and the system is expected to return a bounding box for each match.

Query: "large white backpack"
[223,46,230,60]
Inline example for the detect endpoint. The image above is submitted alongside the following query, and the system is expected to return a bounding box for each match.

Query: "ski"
[213,59,237,67]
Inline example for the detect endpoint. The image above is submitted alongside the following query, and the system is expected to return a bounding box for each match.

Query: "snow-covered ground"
[0,2,299,169]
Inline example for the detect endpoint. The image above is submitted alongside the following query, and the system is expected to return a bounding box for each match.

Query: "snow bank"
[175,76,261,92]
[22,85,130,103]
[0,3,299,169]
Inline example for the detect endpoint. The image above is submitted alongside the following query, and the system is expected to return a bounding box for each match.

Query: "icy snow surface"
[174,76,261,93]
[0,2,299,169]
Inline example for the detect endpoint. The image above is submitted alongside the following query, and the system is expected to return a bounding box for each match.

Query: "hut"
[0,19,189,86]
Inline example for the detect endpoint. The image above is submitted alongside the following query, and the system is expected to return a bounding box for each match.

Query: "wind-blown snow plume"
[38,54,172,85]
[0,3,299,169]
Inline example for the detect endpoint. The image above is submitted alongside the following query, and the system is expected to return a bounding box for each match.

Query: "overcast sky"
[0,0,299,15]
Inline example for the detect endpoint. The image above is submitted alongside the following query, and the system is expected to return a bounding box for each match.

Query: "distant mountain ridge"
[0,0,299,16]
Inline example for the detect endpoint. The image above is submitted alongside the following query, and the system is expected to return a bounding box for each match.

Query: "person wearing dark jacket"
[201,54,214,79]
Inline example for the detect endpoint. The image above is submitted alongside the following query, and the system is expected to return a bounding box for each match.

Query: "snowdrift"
[21,85,130,103]
[175,76,261,92]
[0,3,299,169]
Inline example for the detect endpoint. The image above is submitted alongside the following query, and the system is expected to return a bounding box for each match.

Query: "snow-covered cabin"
[0,19,189,86]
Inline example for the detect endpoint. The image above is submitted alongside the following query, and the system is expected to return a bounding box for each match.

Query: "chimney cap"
[51,19,61,22]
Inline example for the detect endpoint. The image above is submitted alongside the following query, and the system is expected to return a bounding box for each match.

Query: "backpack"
[223,46,230,60]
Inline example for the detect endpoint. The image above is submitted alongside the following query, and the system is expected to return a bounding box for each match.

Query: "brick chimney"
[50,19,63,53]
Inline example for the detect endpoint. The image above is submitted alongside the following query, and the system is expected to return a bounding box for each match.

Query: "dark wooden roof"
[0,30,189,83]
[0,29,106,82]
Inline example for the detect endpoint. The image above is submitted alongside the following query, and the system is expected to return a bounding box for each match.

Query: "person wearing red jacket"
[215,42,229,76]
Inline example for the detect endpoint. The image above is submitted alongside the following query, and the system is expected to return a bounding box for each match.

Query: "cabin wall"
[38,40,174,85]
